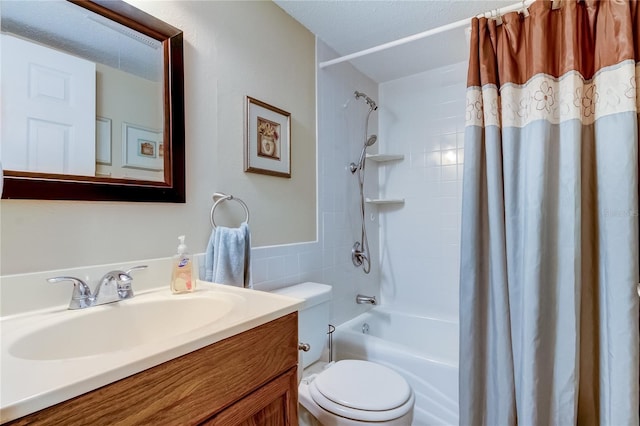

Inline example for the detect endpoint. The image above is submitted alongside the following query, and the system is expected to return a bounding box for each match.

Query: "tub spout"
[356,294,377,305]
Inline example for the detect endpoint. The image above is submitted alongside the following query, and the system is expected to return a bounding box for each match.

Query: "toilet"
[272,282,414,426]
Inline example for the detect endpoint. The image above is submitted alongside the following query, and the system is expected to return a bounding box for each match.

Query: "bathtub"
[333,308,459,426]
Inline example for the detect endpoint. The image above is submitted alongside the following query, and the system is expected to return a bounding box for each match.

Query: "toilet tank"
[272,282,331,368]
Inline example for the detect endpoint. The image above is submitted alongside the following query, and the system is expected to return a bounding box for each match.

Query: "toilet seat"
[308,360,414,422]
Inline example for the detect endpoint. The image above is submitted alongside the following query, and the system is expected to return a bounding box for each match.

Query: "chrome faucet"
[356,294,377,305]
[93,270,133,305]
[48,265,147,310]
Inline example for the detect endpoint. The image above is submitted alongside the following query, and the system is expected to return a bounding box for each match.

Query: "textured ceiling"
[274,0,512,82]
[1,1,162,81]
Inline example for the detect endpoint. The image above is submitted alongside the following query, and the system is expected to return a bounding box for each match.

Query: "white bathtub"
[333,308,459,426]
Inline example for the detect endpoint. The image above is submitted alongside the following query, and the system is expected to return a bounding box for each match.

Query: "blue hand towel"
[204,222,251,287]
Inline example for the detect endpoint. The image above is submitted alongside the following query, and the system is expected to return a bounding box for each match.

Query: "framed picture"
[96,117,112,165]
[122,123,163,171]
[245,96,291,178]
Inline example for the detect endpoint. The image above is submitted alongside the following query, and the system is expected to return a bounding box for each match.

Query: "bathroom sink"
[1,281,302,423]
[8,292,240,360]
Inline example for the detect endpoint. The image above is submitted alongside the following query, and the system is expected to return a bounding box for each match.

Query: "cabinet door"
[202,367,298,426]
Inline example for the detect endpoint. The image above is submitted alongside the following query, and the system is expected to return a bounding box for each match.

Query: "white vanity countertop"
[0,281,302,423]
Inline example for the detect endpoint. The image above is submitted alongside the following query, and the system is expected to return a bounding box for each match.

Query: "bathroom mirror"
[0,0,185,202]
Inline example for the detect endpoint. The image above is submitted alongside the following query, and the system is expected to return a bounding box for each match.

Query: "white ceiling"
[1,0,162,81]
[273,0,512,82]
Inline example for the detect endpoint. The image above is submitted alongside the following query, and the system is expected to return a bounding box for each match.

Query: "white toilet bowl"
[271,283,415,425]
[298,360,414,426]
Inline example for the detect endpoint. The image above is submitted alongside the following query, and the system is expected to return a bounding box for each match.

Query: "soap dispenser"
[171,235,194,294]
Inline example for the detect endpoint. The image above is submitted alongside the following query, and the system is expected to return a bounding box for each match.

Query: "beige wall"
[0,1,317,275]
[96,63,164,181]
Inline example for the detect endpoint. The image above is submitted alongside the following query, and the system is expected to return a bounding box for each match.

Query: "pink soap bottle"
[171,235,194,294]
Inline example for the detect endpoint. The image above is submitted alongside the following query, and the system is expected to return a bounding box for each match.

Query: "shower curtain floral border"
[466,62,640,128]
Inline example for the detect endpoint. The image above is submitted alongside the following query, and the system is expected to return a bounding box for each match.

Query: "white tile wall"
[378,61,467,322]
[252,56,467,325]
[250,242,322,291]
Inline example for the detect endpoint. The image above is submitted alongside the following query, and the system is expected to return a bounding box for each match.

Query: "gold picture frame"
[245,96,291,178]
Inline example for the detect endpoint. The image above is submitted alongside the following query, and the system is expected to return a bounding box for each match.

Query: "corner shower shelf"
[364,154,405,206]
[366,153,405,162]
[365,198,405,205]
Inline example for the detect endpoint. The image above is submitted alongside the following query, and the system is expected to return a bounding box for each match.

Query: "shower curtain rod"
[318,0,537,69]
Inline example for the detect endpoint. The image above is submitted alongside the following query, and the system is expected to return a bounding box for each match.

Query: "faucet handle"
[47,276,93,310]
[120,265,147,298]
[125,265,148,275]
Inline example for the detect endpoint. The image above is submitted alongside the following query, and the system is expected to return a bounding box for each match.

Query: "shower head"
[354,91,378,111]
[352,134,378,173]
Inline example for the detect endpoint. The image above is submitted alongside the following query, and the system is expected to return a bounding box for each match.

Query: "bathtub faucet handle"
[356,294,377,305]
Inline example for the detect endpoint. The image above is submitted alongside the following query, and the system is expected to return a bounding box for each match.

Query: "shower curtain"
[459,1,639,424]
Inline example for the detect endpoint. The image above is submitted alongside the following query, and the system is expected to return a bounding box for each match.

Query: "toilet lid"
[313,360,412,411]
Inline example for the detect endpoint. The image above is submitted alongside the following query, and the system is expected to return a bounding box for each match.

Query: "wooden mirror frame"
[1,0,185,203]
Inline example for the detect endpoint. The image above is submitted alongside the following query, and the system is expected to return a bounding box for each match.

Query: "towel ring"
[210,192,250,229]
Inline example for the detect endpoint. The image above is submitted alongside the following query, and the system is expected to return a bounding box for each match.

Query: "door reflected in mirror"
[0,0,185,202]
[2,0,164,181]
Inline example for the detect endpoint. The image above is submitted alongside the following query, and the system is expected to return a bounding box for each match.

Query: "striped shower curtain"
[459,1,639,424]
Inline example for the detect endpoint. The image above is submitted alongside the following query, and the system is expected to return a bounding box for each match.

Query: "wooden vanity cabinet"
[6,312,299,426]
